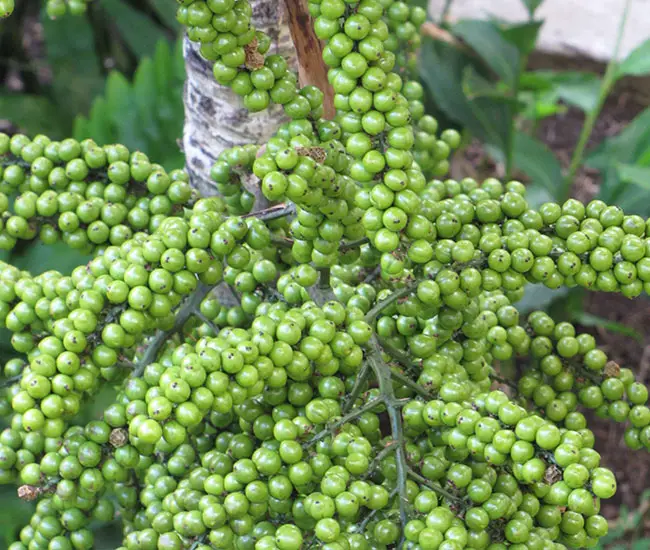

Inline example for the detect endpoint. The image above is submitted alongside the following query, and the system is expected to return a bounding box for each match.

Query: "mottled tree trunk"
[182,1,295,198]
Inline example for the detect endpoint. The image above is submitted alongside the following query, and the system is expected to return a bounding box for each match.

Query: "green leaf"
[587,109,650,212]
[0,94,66,138]
[522,183,556,210]
[588,108,650,172]
[497,20,543,55]
[519,0,543,17]
[511,131,563,198]
[42,11,103,123]
[514,284,570,315]
[420,40,478,127]
[617,163,650,191]
[519,71,556,91]
[526,71,602,112]
[133,58,163,154]
[618,38,650,77]
[0,485,34,546]
[105,71,148,151]
[419,39,513,152]
[73,39,185,171]
[7,241,91,276]
[518,92,567,121]
[102,0,168,58]
[74,97,115,146]
[453,19,521,88]
[572,311,643,342]
[462,66,523,107]
[148,0,182,31]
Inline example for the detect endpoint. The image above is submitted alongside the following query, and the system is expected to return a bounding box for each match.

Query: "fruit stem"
[304,396,386,448]
[368,338,409,535]
[133,283,213,377]
[339,237,370,252]
[0,374,21,388]
[407,468,465,507]
[241,202,296,221]
[341,361,372,414]
[365,282,417,323]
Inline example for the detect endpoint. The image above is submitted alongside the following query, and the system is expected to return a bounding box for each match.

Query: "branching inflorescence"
[0,0,649,549]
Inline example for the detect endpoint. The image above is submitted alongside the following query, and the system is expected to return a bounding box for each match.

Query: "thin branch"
[562,0,633,199]
[189,535,208,550]
[382,344,417,371]
[362,440,399,480]
[490,371,518,390]
[304,397,385,448]
[367,337,409,539]
[0,375,21,388]
[440,0,455,23]
[363,266,381,285]
[342,361,372,414]
[390,369,434,400]
[365,283,417,324]
[407,469,465,506]
[133,283,213,377]
[421,22,470,53]
[241,202,296,221]
[271,236,293,248]
[357,487,399,533]
[192,309,220,335]
[340,237,369,252]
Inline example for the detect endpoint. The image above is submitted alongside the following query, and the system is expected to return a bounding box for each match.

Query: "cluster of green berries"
[0,0,90,20]
[0,134,194,252]
[403,389,613,549]
[2,0,650,548]
[517,311,650,451]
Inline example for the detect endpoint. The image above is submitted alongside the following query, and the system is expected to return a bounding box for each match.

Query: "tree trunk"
[182,2,295,198]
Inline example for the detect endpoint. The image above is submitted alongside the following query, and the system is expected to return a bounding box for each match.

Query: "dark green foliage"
[74,40,186,171]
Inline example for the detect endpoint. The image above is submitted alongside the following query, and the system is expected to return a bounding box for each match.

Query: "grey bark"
[182,1,296,199]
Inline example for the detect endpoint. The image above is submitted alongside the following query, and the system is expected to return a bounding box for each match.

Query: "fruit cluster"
[1,0,650,549]
[0,0,91,20]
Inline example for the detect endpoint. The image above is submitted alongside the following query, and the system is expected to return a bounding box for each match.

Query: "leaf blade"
[519,0,543,17]
[101,0,168,58]
[512,131,563,198]
[42,11,103,124]
[497,20,543,56]
[0,94,66,138]
[453,19,521,87]
[617,163,650,191]
[618,38,650,77]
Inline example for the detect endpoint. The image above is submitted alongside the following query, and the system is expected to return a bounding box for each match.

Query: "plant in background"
[0,0,181,138]
[419,0,650,326]
[0,2,650,550]
[419,0,650,208]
